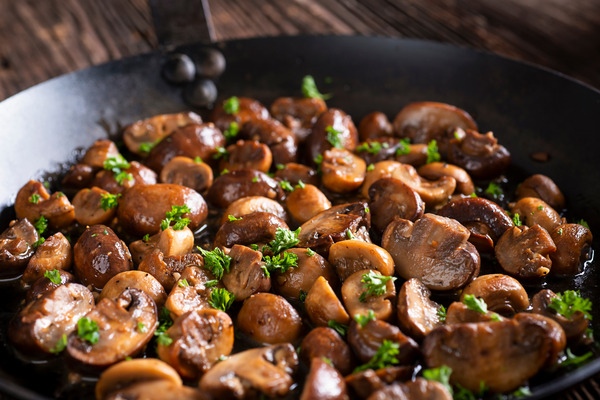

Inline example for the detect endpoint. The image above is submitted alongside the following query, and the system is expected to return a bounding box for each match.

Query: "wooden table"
[0,1,599,399]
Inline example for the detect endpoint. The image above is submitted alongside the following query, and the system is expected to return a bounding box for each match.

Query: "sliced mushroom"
[222,244,271,301]
[274,162,320,186]
[285,184,331,224]
[342,269,396,321]
[445,301,504,324]
[382,214,480,291]
[460,274,529,316]
[305,276,350,327]
[129,227,195,265]
[532,289,589,341]
[345,367,413,399]
[237,293,303,344]
[348,319,419,365]
[0,218,38,279]
[495,224,556,279]
[14,180,75,229]
[394,143,429,166]
[210,97,270,132]
[62,163,95,189]
[123,112,203,155]
[321,148,366,193]
[239,118,298,165]
[396,278,444,340]
[368,178,425,234]
[515,174,566,210]
[207,168,284,209]
[328,240,394,281]
[9,283,94,356]
[157,309,234,379]
[300,327,354,376]
[81,140,120,168]
[270,96,327,142]
[22,232,72,285]
[355,137,407,165]
[198,343,298,399]
[390,163,456,207]
[72,187,118,226]
[91,161,157,194]
[307,108,359,164]
[117,183,208,236]
[164,266,218,319]
[73,225,132,290]
[300,357,349,400]
[26,269,75,303]
[67,288,158,369]
[358,112,393,141]
[159,156,214,193]
[103,374,207,400]
[360,160,404,198]
[550,223,593,275]
[100,271,167,309]
[422,313,566,393]
[368,379,452,400]
[138,251,203,292]
[219,140,273,172]
[417,162,474,195]
[222,196,288,225]
[510,197,563,233]
[446,128,511,179]
[214,212,289,248]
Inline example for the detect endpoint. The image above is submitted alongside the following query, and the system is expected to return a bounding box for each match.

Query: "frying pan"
[1,26,600,400]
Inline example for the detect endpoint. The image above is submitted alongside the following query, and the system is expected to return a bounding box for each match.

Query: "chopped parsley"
[548,290,592,320]
[100,193,121,211]
[367,163,374,171]
[223,96,240,114]
[198,247,232,280]
[44,269,62,285]
[513,213,522,226]
[142,234,150,242]
[325,125,344,149]
[160,205,191,231]
[314,154,323,174]
[29,194,40,204]
[264,227,301,255]
[49,334,68,354]
[220,168,229,175]
[345,229,355,240]
[395,138,411,156]
[353,340,400,373]
[193,156,203,163]
[279,180,294,192]
[228,215,242,222]
[437,304,447,323]
[356,141,388,154]
[484,182,503,199]
[32,237,45,249]
[354,309,376,328]
[33,216,48,235]
[463,294,488,314]
[224,121,239,140]
[276,163,285,170]
[262,251,299,277]
[137,322,148,333]
[156,332,173,346]
[154,307,174,346]
[103,155,133,185]
[562,348,593,367]
[178,279,190,287]
[426,140,441,164]
[212,146,229,160]
[205,279,219,288]
[305,248,316,257]
[139,140,159,154]
[511,386,532,398]
[251,176,259,183]
[365,206,370,213]
[327,320,348,337]
[209,288,235,311]
[299,290,308,302]
[77,317,100,344]
[423,365,453,395]
[578,219,590,229]
[301,75,331,100]
[359,271,396,303]
[296,180,306,189]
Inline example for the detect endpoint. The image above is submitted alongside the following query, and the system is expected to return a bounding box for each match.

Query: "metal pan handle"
[149,0,216,48]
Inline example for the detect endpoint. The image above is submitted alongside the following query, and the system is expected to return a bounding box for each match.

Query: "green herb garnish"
[296,180,306,189]
[137,322,148,333]
[194,156,203,163]
[354,310,376,328]
[359,271,396,303]
[513,213,522,226]
[356,141,388,155]
[423,365,453,395]
[224,121,239,140]
[29,194,40,204]
[77,317,100,344]
[160,205,191,231]
[426,139,441,164]
[44,269,62,285]
[178,279,190,288]
[305,248,316,257]
[209,288,235,311]
[562,348,593,367]
[103,155,133,185]
[100,193,121,211]
[223,96,240,114]
[265,227,301,255]
[228,215,242,222]
[32,237,45,249]
[395,138,411,156]
[548,290,592,320]
[327,320,348,337]
[49,334,68,354]
[463,294,488,314]
[212,146,229,160]
[261,251,299,277]
[353,340,399,373]
[199,247,232,280]
[33,216,48,235]
[279,180,294,192]
[326,125,344,149]
[484,182,503,199]
[301,75,331,100]
[437,305,447,323]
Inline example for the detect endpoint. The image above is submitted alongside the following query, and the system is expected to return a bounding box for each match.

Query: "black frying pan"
[1,35,600,399]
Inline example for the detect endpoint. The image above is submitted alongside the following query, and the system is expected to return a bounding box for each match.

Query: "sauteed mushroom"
[396,278,444,340]
[26,269,75,303]
[239,118,298,165]
[417,162,474,195]
[390,163,456,207]
[358,111,393,141]
[207,168,284,208]
[285,184,331,224]
[461,274,529,316]
[22,232,71,285]
[307,108,359,164]
[328,240,394,281]
[301,357,349,400]
[222,244,271,301]
[270,96,327,142]
[446,128,511,179]
[515,174,566,210]
[368,177,425,234]
[91,161,157,194]
[342,269,396,321]
[210,96,270,132]
[510,197,562,233]
[300,327,354,375]
[445,301,505,324]
[274,162,319,186]
[222,196,288,224]
[550,223,593,275]
[15,180,75,229]
[219,140,273,172]
[100,270,167,309]
[321,148,366,193]
[0,218,39,278]
[129,226,195,265]
[532,289,589,341]
[368,379,452,400]
[164,266,218,319]
[72,187,118,226]
[214,211,288,248]
[305,276,349,327]
[138,251,203,292]
[160,156,214,193]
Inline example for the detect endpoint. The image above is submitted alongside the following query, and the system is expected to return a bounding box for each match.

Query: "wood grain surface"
[0,1,599,399]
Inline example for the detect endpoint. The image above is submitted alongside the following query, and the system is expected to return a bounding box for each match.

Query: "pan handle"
[149,0,216,48]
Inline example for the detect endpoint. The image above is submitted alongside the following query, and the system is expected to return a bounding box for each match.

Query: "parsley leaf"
[328,320,348,337]
[561,347,593,367]
[77,317,100,344]
[160,205,191,231]
[279,180,294,192]
[299,290,308,302]
[463,294,488,314]
[356,141,387,155]
[314,154,324,174]
[209,288,235,311]
[29,194,40,204]
[100,193,121,211]
[578,219,590,229]
[49,334,68,354]
[548,290,592,320]
[223,96,240,114]
[437,304,447,323]
[305,248,316,257]
[44,269,62,285]
[326,125,344,149]
[296,180,306,189]
[423,365,453,395]
[178,279,190,287]
[354,310,376,328]
[353,339,400,373]
[199,247,232,280]
[205,279,219,288]
[265,227,301,255]
[137,322,148,333]
[32,237,45,249]
[224,121,239,140]
[194,156,203,163]
[139,140,160,154]
[33,216,48,235]
[513,212,522,226]
[301,75,331,100]
[156,332,173,346]
[213,146,229,160]
[395,138,411,156]
[359,271,396,303]
[511,386,532,398]
[103,155,133,185]
[228,215,242,222]
[262,251,298,277]
[426,139,441,164]
[154,307,174,346]
[484,182,503,199]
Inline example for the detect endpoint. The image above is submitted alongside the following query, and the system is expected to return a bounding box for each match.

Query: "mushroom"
[445,301,505,324]
[360,160,404,198]
[460,274,529,316]
[437,196,514,253]
[207,168,284,209]
[91,161,157,194]
[26,269,75,303]
[66,288,158,369]
[222,244,271,301]
[321,148,367,193]
[446,128,511,179]
[219,140,273,172]
[358,112,393,141]
[510,197,563,233]
[72,187,118,226]
[164,266,218,319]
[367,379,452,400]
[62,163,95,189]
[382,214,480,291]
[100,271,167,309]
[495,224,556,279]
[222,196,288,225]
[305,276,350,327]
[157,309,234,379]
[550,223,593,275]
[390,163,456,207]
[237,293,303,344]
[9,283,94,356]
[307,108,359,165]
[198,343,299,399]
[117,183,208,236]
[422,313,566,393]
[0,218,39,279]
[123,111,203,155]
[417,162,475,195]
[394,143,429,166]
[270,96,327,142]
[300,357,349,400]
[73,225,133,290]
[355,137,407,165]
[138,251,203,292]
[103,376,206,400]
[285,184,331,224]
[396,278,444,340]
[532,289,589,341]
[300,327,354,376]
[274,162,320,186]
[341,269,396,321]
[214,212,289,248]
[129,226,195,265]
[345,367,413,399]
[14,180,75,229]
[159,156,214,194]
[80,140,120,168]
[22,232,72,285]
[328,240,394,281]
[210,96,270,132]
[239,118,298,165]
[368,178,425,234]
[515,174,566,210]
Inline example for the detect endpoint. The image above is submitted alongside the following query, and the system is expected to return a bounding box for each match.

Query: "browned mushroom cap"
[300,357,349,400]
[100,271,167,309]
[72,187,117,226]
[437,196,514,253]
[219,140,273,172]
[0,218,39,278]
[159,156,214,193]
[511,197,562,233]
[550,223,593,276]
[422,313,566,393]
[81,140,120,168]
[360,160,404,198]
[396,278,444,340]
[9,283,94,356]
[368,178,425,234]
[532,289,589,341]
[305,276,350,327]
[495,224,556,279]
[328,240,394,281]
[342,269,396,321]
[14,180,75,229]
[237,292,303,344]
[207,168,284,209]
[446,128,511,179]
[164,266,218,319]
[358,112,393,141]
[222,244,271,301]
[222,196,288,225]
[67,288,158,369]
[461,274,529,316]
[239,118,298,165]
[129,226,195,265]
[270,97,327,142]
[445,301,505,324]
[22,232,72,285]
[104,378,207,400]
[157,309,234,380]
[214,212,289,248]
[274,162,320,186]
[516,174,566,210]
[285,184,331,224]
[355,137,407,165]
[367,379,452,400]
[73,225,132,290]
[348,319,419,365]
[123,112,203,156]
[298,202,371,257]
[417,162,474,195]
[300,327,354,376]
[392,102,477,144]
[346,367,413,399]
[91,161,157,195]
[382,214,480,291]
[145,123,225,173]
[117,183,208,236]
[62,163,95,189]
[139,251,203,292]
[390,163,456,207]
[210,97,270,132]
[26,269,75,303]
[198,343,299,399]
[307,108,359,164]
[394,143,429,166]
[321,148,367,193]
